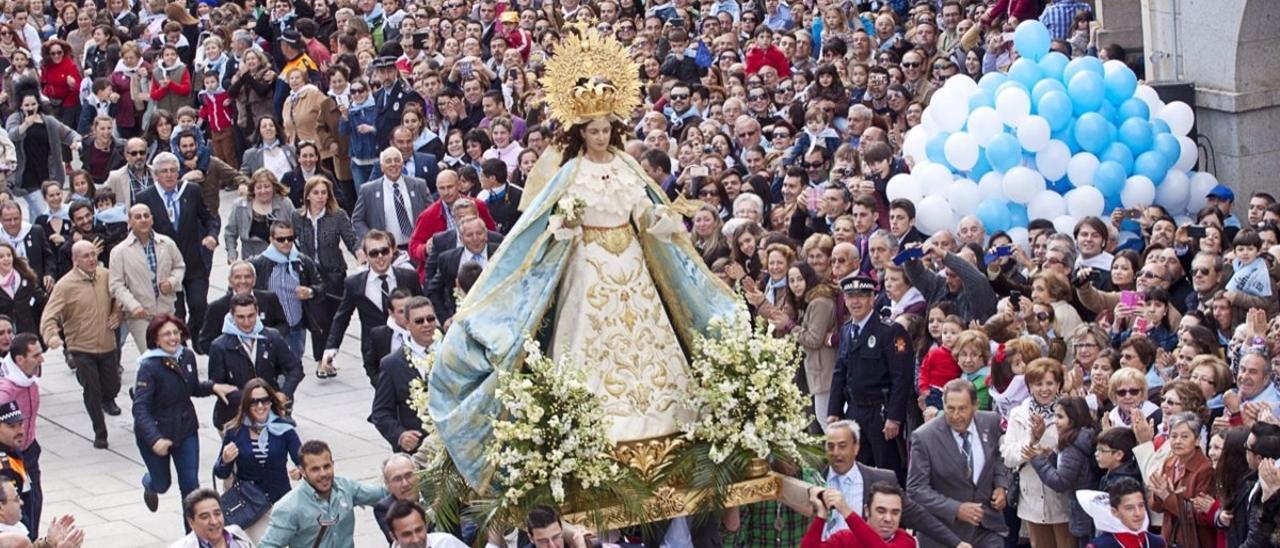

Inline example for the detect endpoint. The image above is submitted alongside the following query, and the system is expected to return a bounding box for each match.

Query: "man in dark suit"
[135,152,220,344]
[906,379,1010,548]
[371,127,440,196]
[371,57,424,148]
[426,216,497,323]
[478,159,522,235]
[198,261,289,354]
[420,203,503,290]
[368,289,414,373]
[321,229,422,384]
[206,293,304,428]
[369,296,438,453]
[352,148,432,247]
[821,420,966,547]
[0,202,54,291]
[826,274,912,485]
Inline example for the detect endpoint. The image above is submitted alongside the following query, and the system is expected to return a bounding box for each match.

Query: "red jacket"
[198,90,235,133]
[40,57,82,109]
[918,346,961,394]
[150,67,192,101]
[745,45,791,78]
[801,517,916,548]
[407,198,497,278]
[981,0,1043,26]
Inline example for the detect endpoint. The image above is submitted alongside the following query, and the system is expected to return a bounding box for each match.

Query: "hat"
[0,402,21,425]
[1206,184,1234,201]
[500,11,519,23]
[840,274,877,294]
[280,29,302,46]
[371,56,398,70]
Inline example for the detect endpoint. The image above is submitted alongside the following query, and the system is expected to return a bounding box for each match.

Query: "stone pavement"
[36,190,393,546]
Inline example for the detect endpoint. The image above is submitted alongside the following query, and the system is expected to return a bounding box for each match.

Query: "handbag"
[216,469,271,529]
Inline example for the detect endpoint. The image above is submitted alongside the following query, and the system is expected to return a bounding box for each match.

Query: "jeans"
[139,432,200,530]
[285,324,305,360]
[20,441,40,540]
[68,350,122,438]
[351,163,374,188]
[175,275,210,349]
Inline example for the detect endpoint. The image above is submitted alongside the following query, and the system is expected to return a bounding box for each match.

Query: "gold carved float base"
[561,436,781,530]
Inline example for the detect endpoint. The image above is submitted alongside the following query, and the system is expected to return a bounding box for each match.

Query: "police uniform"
[372,56,425,149]
[827,275,913,484]
[0,402,28,516]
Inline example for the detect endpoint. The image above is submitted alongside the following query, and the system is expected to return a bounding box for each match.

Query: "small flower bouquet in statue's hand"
[549,197,587,241]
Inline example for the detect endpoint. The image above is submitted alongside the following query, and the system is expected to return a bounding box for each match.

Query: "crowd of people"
[0,0,1269,546]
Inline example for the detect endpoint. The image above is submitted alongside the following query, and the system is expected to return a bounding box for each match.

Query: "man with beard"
[104,138,153,207]
[0,334,42,538]
[53,203,106,279]
[384,500,467,548]
[260,440,386,547]
[175,130,247,213]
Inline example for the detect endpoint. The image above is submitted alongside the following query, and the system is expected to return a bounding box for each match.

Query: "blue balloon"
[1153,133,1181,165]
[1063,56,1105,85]
[1013,20,1051,61]
[1054,118,1080,153]
[1117,98,1151,121]
[1037,90,1074,132]
[985,133,1022,173]
[1038,52,1069,82]
[976,198,1013,232]
[1008,203,1030,227]
[1100,100,1119,123]
[979,72,1008,93]
[927,132,952,166]
[1032,79,1067,105]
[1101,142,1135,175]
[970,152,993,179]
[1094,161,1127,197]
[1118,118,1154,154]
[1009,58,1043,89]
[1107,120,1119,147]
[1151,119,1172,134]
[1104,195,1123,217]
[967,87,995,111]
[1068,71,1106,115]
[1049,177,1073,194]
[1074,112,1111,154]
[1104,63,1138,105]
[1134,150,1169,181]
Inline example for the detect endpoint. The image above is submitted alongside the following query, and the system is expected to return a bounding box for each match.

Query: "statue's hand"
[645,205,684,241]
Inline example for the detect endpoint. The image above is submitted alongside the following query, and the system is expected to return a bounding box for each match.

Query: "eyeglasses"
[1114,388,1143,397]
[366,246,392,258]
[249,396,273,407]
[127,150,147,156]
[274,235,296,243]
[1043,257,1065,266]
[411,315,438,325]
[1074,342,1100,349]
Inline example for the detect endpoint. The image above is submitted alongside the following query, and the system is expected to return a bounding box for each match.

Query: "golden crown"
[541,23,642,127]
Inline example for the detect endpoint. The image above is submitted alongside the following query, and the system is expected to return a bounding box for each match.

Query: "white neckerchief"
[0,356,34,388]
[386,316,410,354]
[4,223,30,258]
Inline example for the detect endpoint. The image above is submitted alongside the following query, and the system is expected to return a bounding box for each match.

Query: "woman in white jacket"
[1000,357,1073,547]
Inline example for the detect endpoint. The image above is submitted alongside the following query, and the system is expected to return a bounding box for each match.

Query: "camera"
[837,167,854,177]
[702,145,714,154]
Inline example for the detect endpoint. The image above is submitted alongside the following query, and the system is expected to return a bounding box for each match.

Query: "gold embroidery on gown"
[552,156,694,442]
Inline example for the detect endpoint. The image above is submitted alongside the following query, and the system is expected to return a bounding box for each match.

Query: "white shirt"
[952,419,985,484]
[364,268,398,312]
[380,176,415,245]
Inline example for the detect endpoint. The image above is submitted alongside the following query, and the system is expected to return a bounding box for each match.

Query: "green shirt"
[259,476,388,548]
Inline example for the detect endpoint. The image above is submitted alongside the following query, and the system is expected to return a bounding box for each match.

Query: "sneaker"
[103,401,122,416]
[144,488,158,512]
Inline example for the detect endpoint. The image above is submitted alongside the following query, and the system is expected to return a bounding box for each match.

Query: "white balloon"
[1027,190,1068,221]
[914,162,955,189]
[1053,215,1079,236]
[1159,101,1195,136]
[1016,115,1051,152]
[886,173,924,204]
[916,195,956,234]
[966,107,1004,147]
[945,74,978,96]
[1187,171,1218,213]
[902,127,929,165]
[921,107,942,135]
[947,179,982,216]
[944,132,980,171]
[1175,135,1197,172]
[1066,186,1105,217]
[995,86,1032,127]
[1155,170,1190,215]
[1003,166,1046,204]
[1034,140,1072,182]
[978,172,1005,201]
[1067,152,1101,188]
[1007,227,1030,253]
[930,88,969,133]
[1120,175,1156,208]
[1134,84,1164,118]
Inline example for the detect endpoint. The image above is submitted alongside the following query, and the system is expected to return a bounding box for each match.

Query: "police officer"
[371,56,424,149]
[826,274,913,485]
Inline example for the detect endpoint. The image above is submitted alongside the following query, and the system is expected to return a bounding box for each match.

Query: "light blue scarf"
[47,204,70,221]
[963,366,991,383]
[95,204,128,224]
[137,347,185,367]
[221,313,265,340]
[243,410,295,456]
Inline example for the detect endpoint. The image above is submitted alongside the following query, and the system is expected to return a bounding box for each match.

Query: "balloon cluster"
[894,20,1217,246]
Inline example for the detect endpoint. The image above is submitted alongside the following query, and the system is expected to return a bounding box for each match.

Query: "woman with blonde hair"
[691,204,730,266]
[224,169,295,260]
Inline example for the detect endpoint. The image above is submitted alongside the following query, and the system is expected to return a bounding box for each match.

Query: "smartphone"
[460,60,474,79]
[806,187,820,211]
[1126,208,1143,219]
[687,165,709,178]
[985,245,1014,263]
[1187,225,1207,238]
[1134,316,1150,334]
[893,247,925,266]
[1120,290,1144,308]
[1010,290,1022,312]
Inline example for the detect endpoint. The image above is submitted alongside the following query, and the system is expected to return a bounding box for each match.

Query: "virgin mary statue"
[429,26,738,490]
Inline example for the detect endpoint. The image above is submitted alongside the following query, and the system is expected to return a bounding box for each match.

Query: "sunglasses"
[127,150,147,156]
[803,162,825,169]
[1139,271,1161,279]
[1192,267,1212,276]
[366,246,392,258]
[1115,388,1143,397]
[1162,398,1183,406]
[411,315,438,325]
[901,61,920,68]
[249,396,273,406]
[1035,312,1050,321]
[669,93,689,100]
[351,87,367,93]
[274,235,296,243]
[749,93,767,101]
[772,132,791,139]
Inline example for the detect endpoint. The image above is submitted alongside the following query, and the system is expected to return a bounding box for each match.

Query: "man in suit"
[0,202,53,291]
[826,274,912,484]
[407,170,496,280]
[249,221,325,360]
[198,261,288,354]
[821,420,967,547]
[135,152,221,344]
[369,296,437,453]
[368,289,414,371]
[477,158,522,235]
[371,56,424,148]
[427,216,497,323]
[420,202,502,289]
[906,379,1010,548]
[321,230,422,384]
[207,293,304,428]
[371,126,439,196]
[352,147,432,247]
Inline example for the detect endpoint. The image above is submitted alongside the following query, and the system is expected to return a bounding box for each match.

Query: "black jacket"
[249,253,326,332]
[136,182,220,278]
[324,266,422,351]
[0,273,42,335]
[827,315,913,424]
[483,185,523,235]
[207,327,304,428]
[427,243,498,321]
[198,290,289,354]
[368,347,425,452]
[8,224,53,281]
[131,348,211,448]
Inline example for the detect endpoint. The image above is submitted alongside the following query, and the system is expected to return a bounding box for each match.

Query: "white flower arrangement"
[486,336,623,508]
[407,349,445,466]
[549,196,588,241]
[681,306,818,466]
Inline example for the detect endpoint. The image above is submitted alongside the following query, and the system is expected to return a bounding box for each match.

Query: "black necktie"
[392,182,413,237]
[379,274,390,311]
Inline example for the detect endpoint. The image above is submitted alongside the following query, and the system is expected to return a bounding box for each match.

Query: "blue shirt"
[823,467,863,539]
[765,3,794,31]
[1039,0,1091,40]
[259,476,388,548]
